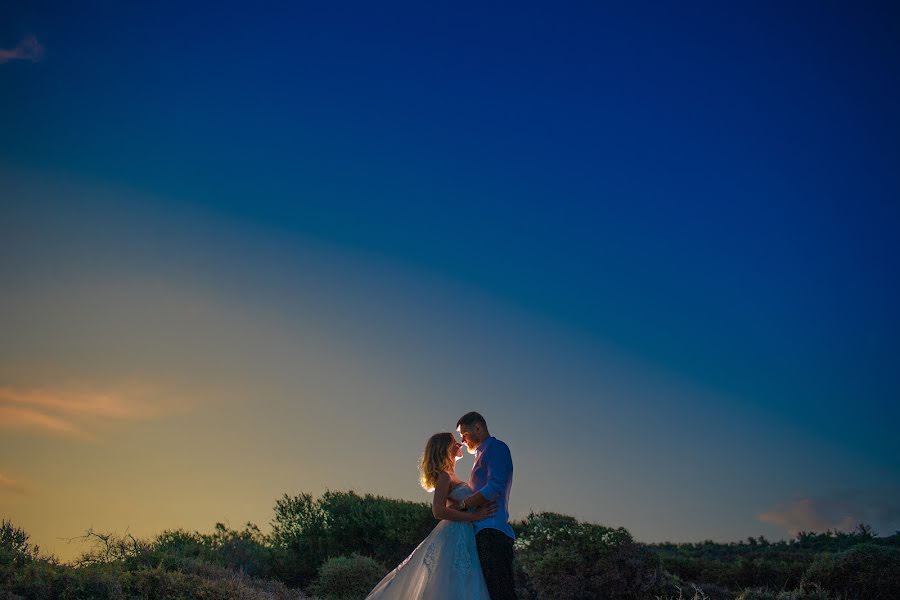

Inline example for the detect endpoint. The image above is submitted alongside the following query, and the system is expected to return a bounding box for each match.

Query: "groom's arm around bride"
[457,443,512,513]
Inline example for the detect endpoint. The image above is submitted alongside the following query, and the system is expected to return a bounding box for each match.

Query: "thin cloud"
[0,385,166,420]
[759,490,900,537]
[0,35,44,64]
[0,473,28,495]
[0,404,87,438]
[0,383,186,440]
[758,497,856,536]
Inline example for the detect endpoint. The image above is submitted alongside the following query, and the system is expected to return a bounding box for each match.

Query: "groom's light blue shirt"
[470,436,515,539]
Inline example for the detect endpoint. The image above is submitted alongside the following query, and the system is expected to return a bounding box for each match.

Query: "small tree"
[0,520,40,566]
[270,492,329,587]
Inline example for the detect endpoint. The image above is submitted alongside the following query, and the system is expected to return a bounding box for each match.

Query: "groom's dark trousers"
[476,529,517,599]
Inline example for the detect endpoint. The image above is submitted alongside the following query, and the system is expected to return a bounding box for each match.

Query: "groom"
[456,411,517,600]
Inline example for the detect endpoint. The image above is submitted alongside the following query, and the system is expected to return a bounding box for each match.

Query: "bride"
[366,432,496,599]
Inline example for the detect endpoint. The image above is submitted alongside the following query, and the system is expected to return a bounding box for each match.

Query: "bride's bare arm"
[431,472,496,522]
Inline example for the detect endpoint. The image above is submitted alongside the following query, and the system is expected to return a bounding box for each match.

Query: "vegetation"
[0,519,303,600]
[513,512,664,599]
[652,524,900,599]
[268,490,435,588]
[3,495,899,599]
[309,554,386,600]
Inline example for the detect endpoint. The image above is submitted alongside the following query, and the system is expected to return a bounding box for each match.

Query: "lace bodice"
[448,482,473,502]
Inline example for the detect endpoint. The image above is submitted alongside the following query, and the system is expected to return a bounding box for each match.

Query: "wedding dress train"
[366,482,490,599]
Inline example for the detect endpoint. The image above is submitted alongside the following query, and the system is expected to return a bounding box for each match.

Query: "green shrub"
[83,522,274,579]
[0,519,305,600]
[514,512,664,599]
[802,543,900,599]
[654,526,897,594]
[270,493,330,588]
[65,562,126,599]
[736,589,778,600]
[73,529,151,569]
[309,554,386,600]
[144,528,208,571]
[735,589,836,600]
[2,560,307,600]
[115,564,306,600]
[655,582,722,600]
[780,584,835,599]
[201,522,273,578]
[693,582,733,600]
[270,490,434,588]
[1,520,40,567]
[5,503,898,599]
[2,558,62,600]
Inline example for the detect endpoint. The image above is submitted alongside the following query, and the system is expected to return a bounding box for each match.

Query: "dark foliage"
[1,520,301,600]
[801,542,900,599]
[1,520,41,566]
[309,554,387,600]
[652,525,900,595]
[3,495,898,599]
[269,490,435,588]
[513,512,664,599]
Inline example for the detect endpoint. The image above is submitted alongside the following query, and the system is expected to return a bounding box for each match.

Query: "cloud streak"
[0,385,167,420]
[759,490,900,537]
[0,383,183,440]
[0,35,44,64]
[0,473,28,495]
[0,404,89,439]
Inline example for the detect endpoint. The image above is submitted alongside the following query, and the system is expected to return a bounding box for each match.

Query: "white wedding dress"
[366,482,490,599]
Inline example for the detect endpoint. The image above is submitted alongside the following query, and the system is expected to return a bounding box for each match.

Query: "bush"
[782,585,836,599]
[514,512,664,599]
[693,582,733,600]
[2,559,307,600]
[269,490,434,588]
[5,503,898,599]
[655,582,721,600]
[1,520,41,567]
[736,589,777,600]
[118,564,306,600]
[270,493,329,588]
[309,554,386,600]
[144,528,208,571]
[73,529,151,569]
[802,543,900,599]
[2,557,63,600]
[201,522,273,578]
[654,526,898,594]
[734,589,835,600]
[66,562,127,599]
[0,519,305,600]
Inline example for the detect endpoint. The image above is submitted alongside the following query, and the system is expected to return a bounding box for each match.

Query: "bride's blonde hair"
[419,432,455,492]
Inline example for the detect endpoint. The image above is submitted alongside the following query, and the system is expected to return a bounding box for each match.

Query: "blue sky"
[2,1,899,560]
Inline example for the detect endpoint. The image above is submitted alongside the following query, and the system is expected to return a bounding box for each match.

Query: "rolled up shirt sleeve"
[476,442,513,501]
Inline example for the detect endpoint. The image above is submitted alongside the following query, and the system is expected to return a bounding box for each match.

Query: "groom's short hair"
[457,411,487,429]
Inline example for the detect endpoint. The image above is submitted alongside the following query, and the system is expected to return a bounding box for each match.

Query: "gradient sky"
[2,2,899,562]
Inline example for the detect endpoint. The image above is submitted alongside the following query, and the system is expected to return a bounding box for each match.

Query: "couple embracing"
[367,411,517,599]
